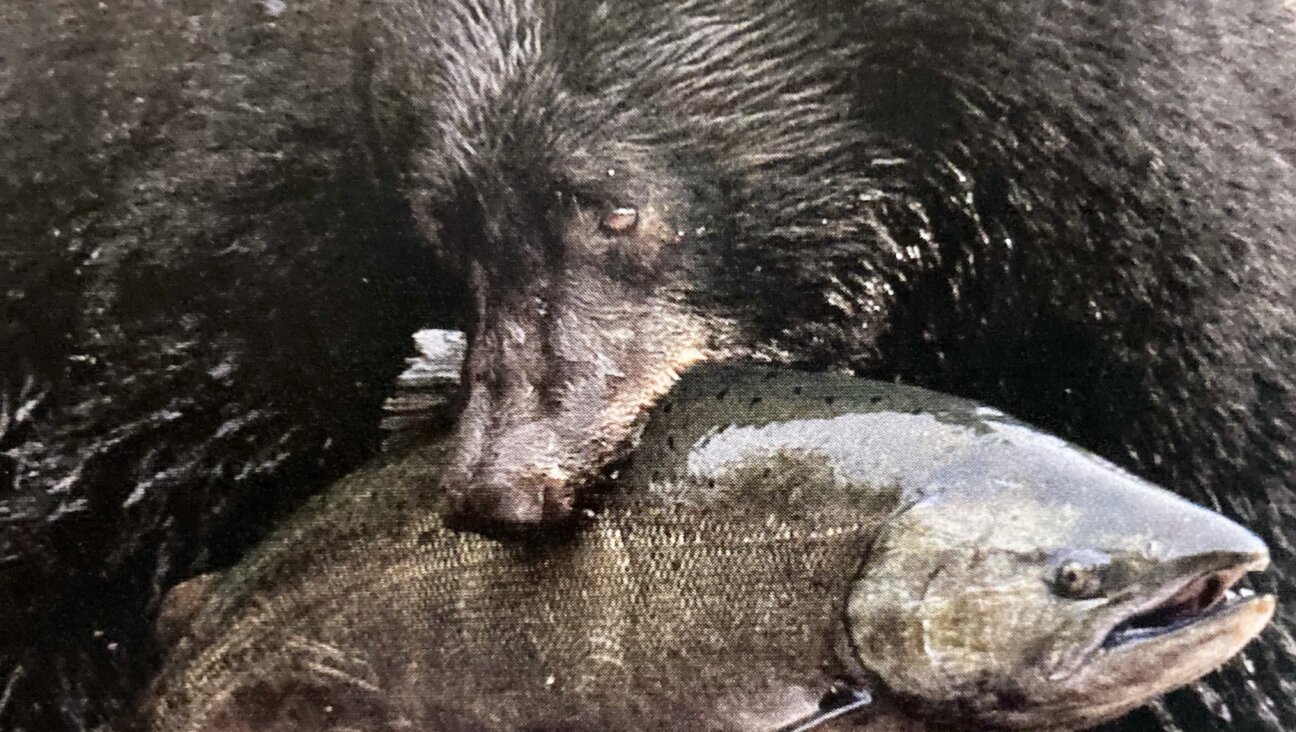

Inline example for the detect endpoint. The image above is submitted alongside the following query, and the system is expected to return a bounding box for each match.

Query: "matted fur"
[3,0,1296,729]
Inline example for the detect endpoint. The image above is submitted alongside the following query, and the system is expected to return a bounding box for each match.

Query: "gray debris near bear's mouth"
[380,330,467,451]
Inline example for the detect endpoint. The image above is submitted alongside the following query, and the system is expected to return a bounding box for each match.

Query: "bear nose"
[440,465,578,530]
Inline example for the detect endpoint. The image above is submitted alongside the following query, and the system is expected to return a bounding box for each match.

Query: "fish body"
[148,366,1273,731]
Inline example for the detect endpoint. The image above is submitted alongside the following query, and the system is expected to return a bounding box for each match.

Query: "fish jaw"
[1026,552,1275,730]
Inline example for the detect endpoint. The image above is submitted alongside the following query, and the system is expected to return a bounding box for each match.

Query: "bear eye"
[599,206,639,235]
[1049,551,1110,599]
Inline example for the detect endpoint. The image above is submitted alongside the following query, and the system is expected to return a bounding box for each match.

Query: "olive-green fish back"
[150,439,894,731]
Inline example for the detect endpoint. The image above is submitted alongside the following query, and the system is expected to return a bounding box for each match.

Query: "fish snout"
[1153,494,1270,568]
[1194,502,1270,565]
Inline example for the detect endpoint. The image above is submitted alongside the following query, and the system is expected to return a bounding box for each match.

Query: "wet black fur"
[3,0,1296,729]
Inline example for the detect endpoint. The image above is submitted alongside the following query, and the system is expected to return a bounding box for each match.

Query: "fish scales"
[148,365,1274,731]
[155,464,890,730]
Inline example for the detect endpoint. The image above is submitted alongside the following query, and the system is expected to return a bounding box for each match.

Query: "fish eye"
[1048,551,1110,599]
[599,206,639,235]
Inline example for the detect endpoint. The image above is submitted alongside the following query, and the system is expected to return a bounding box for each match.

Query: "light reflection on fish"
[147,365,1274,731]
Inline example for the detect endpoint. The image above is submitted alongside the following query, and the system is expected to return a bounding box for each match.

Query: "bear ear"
[600,206,640,234]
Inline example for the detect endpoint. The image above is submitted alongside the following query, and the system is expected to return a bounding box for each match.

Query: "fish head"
[845,430,1273,730]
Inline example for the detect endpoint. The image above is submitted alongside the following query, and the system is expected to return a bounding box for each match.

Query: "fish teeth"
[1224,587,1255,603]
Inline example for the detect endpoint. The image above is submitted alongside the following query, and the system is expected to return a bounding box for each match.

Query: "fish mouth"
[1102,555,1272,650]
[1025,553,1274,731]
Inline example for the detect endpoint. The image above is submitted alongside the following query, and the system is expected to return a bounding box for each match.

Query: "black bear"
[3,0,1295,730]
